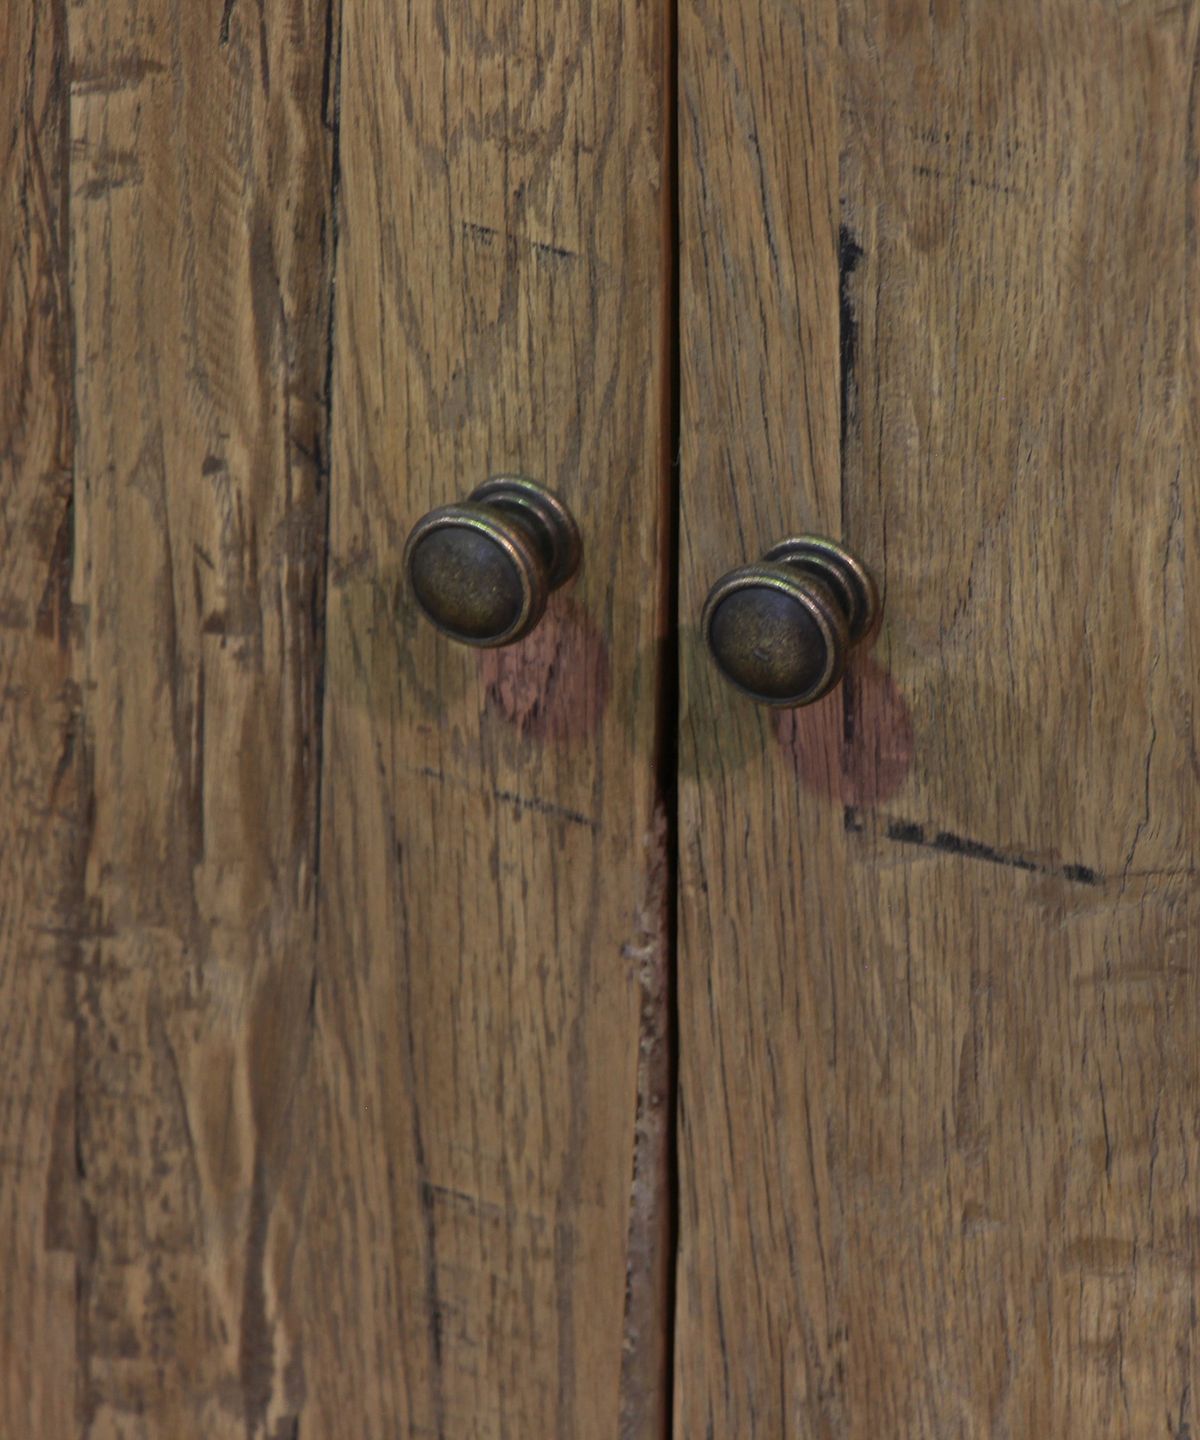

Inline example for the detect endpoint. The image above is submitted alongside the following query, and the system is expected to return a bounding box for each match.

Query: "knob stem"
[469,476,582,589]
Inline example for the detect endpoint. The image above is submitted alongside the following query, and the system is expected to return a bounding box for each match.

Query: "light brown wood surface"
[677,0,1199,1435]
[1,2,77,1434]
[6,0,1199,1434]
[5,0,673,1433]
[69,0,335,1433]
[296,1,671,1437]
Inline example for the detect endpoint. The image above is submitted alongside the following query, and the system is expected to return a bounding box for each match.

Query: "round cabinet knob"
[404,476,582,647]
[702,535,881,706]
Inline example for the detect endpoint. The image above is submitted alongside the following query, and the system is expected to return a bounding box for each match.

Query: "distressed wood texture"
[677,1,1199,1436]
[0,1,78,1434]
[69,0,335,1432]
[298,0,672,1437]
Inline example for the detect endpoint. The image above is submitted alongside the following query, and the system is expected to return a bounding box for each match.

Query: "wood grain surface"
[4,0,673,1433]
[6,0,1198,1433]
[68,0,336,1433]
[676,0,1199,1435]
[295,0,672,1436]
[0,2,78,1434]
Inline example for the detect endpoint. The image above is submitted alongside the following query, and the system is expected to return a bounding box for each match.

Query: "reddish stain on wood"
[481,596,611,744]
[775,653,913,805]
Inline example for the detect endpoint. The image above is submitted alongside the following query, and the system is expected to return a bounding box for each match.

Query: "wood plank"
[69,0,335,1431]
[675,3,844,1431]
[676,1,1199,1434]
[0,1,78,1433]
[298,0,673,1433]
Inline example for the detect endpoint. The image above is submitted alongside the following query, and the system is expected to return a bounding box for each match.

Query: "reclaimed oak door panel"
[293,1,672,1437]
[1,3,77,1433]
[677,1,1198,1436]
[68,0,335,1435]
[3,0,670,1435]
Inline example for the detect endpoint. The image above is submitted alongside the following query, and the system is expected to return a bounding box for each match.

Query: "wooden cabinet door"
[308,2,671,1434]
[4,1,670,1435]
[677,1,1199,1436]
[5,0,1198,1436]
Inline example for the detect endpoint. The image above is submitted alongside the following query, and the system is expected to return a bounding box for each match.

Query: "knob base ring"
[469,476,583,590]
[763,535,881,645]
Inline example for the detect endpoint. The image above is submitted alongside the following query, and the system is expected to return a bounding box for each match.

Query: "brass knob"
[702,535,881,706]
[404,476,582,647]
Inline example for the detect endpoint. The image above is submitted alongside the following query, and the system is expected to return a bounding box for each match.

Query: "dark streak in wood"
[69,52,167,94]
[416,766,600,830]
[837,224,863,458]
[847,806,1106,885]
[461,218,581,262]
[309,0,343,927]
[882,814,1101,884]
[220,0,239,48]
